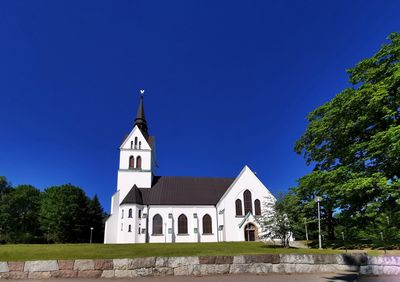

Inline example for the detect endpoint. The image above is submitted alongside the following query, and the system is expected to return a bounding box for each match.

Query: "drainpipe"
[215,206,219,242]
[146,205,150,243]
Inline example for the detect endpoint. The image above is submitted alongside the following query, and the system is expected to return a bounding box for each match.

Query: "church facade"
[104,96,276,244]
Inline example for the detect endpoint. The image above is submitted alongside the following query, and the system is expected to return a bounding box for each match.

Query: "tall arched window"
[130,141,133,149]
[128,225,132,232]
[244,190,253,215]
[129,156,135,169]
[202,214,212,234]
[139,141,142,149]
[134,137,138,149]
[128,208,133,218]
[152,214,163,235]
[136,156,142,169]
[254,199,261,216]
[235,199,243,216]
[178,214,188,234]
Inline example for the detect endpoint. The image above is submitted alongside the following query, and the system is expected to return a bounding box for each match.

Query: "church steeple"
[134,90,148,138]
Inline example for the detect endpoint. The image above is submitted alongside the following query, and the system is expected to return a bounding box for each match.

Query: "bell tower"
[116,90,156,202]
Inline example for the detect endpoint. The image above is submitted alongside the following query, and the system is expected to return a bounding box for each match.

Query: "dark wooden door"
[244,223,256,241]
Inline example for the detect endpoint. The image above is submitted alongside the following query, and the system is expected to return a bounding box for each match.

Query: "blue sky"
[1,1,399,212]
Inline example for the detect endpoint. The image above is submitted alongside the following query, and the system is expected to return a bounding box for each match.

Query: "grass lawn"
[0,241,386,261]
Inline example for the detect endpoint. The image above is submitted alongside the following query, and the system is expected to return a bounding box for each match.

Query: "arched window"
[244,190,253,215]
[202,214,212,234]
[178,214,188,234]
[130,141,133,149]
[152,214,163,235]
[121,209,124,219]
[235,199,243,216]
[129,156,135,169]
[254,199,261,216]
[139,141,142,149]
[128,208,133,218]
[128,225,132,232]
[136,156,142,169]
[134,137,138,149]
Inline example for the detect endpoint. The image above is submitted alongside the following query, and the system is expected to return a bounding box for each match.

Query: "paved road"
[19,273,397,282]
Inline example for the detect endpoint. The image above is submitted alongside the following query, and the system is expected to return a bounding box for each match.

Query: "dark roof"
[121,176,235,206]
[134,95,148,138]
[120,95,152,147]
[121,185,143,205]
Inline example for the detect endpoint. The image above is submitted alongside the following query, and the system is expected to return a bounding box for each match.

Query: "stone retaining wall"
[0,254,398,279]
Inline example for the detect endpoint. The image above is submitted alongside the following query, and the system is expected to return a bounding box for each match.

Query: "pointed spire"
[134,90,148,138]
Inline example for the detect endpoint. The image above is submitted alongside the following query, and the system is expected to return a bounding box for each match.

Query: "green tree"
[39,184,91,243]
[0,176,12,196]
[3,185,42,243]
[260,194,297,248]
[0,177,13,242]
[294,32,400,240]
[87,195,106,243]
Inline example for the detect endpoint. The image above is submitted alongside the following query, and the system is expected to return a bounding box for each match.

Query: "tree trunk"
[326,205,335,240]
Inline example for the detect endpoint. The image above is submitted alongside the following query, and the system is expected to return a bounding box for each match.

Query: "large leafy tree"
[3,185,42,243]
[0,177,107,244]
[294,33,400,240]
[39,184,91,243]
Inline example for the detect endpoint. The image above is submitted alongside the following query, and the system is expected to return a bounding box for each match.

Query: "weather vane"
[139,89,145,96]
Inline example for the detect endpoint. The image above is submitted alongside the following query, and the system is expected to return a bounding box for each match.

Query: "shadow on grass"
[308,239,400,251]
[260,244,300,250]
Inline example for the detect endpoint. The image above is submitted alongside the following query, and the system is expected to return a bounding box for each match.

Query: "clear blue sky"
[1,1,399,212]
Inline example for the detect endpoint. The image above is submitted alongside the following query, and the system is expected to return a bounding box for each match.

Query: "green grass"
[0,242,354,261]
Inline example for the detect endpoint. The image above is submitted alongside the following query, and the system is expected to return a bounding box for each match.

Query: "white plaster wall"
[147,206,218,243]
[104,192,120,243]
[117,204,136,243]
[120,126,152,150]
[217,166,276,242]
[113,204,148,244]
[119,150,152,170]
[119,126,153,172]
[117,171,152,202]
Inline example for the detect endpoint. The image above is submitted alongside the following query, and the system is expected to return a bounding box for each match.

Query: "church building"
[104,94,276,243]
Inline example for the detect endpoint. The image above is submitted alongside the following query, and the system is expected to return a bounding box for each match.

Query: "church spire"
[134,90,148,138]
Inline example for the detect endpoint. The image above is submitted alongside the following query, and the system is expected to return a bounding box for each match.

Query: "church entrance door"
[244,223,256,241]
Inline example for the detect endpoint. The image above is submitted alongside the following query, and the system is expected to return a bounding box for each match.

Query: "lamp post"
[315,196,322,249]
[304,218,309,241]
[90,227,94,244]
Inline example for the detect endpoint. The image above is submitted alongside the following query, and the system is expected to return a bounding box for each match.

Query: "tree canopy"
[0,178,106,243]
[292,32,400,241]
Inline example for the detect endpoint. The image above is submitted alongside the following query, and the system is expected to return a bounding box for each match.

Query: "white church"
[104,94,276,244]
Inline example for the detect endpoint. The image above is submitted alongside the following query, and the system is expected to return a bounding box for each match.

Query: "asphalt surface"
[19,273,397,282]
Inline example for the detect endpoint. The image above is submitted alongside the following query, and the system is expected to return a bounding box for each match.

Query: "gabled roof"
[120,185,143,205]
[121,176,235,206]
[238,212,261,228]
